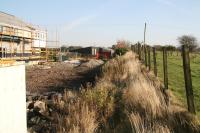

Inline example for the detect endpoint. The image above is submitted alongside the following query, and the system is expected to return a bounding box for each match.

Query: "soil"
[26,60,103,94]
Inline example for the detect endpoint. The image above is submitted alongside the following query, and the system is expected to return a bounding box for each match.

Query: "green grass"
[152,51,200,116]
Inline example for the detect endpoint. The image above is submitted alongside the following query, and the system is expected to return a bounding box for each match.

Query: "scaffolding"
[0,27,40,60]
[0,11,62,64]
[0,12,31,60]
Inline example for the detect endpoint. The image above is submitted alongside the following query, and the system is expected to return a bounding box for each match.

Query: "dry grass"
[128,113,171,133]
[53,95,98,133]
[37,51,200,133]
[100,52,199,133]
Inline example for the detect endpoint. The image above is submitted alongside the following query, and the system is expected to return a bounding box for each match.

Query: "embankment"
[27,52,200,133]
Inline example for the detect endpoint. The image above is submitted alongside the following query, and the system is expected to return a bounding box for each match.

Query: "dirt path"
[26,60,103,94]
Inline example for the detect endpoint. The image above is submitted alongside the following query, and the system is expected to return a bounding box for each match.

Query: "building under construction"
[0,11,47,60]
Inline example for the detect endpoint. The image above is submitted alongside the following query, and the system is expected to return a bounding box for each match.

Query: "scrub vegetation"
[28,52,200,133]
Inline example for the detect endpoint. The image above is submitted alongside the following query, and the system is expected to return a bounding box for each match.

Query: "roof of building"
[0,11,32,30]
[0,11,45,31]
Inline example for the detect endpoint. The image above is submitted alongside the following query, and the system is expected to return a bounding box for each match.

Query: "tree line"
[152,35,199,52]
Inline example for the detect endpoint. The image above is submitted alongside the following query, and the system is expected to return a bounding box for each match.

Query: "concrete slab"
[0,62,26,133]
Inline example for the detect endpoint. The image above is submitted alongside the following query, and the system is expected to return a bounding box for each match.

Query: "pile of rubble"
[26,59,104,132]
[64,59,81,66]
[27,91,76,133]
[81,59,104,68]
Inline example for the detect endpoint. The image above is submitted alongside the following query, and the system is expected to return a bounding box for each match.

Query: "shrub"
[115,48,128,56]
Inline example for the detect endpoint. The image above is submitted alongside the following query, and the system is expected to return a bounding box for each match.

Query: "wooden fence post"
[143,45,145,62]
[144,45,147,67]
[136,44,138,54]
[131,45,134,52]
[133,45,136,53]
[141,45,144,62]
[182,44,195,114]
[138,43,141,60]
[131,45,133,52]
[148,46,151,70]
[163,47,168,90]
[153,47,157,76]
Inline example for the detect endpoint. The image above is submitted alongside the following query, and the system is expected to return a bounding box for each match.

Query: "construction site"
[0,11,112,133]
[0,11,65,66]
[1,1,200,133]
[0,11,45,60]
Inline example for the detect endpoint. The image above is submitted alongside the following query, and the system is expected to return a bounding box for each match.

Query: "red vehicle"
[96,48,112,59]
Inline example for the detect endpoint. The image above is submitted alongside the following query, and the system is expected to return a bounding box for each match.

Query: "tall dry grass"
[53,93,98,133]
[48,51,200,133]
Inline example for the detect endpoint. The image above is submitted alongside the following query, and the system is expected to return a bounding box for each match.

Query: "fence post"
[143,45,145,62]
[131,45,134,52]
[163,47,168,90]
[148,46,151,70]
[131,45,133,52]
[136,44,138,54]
[153,47,157,76]
[144,45,147,67]
[141,45,144,62]
[133,45,136,53]
[182,44,195,114]
[138,43,141,60]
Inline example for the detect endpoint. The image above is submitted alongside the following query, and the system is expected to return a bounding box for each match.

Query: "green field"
[153,51,200,116]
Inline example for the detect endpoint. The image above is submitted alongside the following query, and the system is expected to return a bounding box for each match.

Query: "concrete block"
[0,63,26,133]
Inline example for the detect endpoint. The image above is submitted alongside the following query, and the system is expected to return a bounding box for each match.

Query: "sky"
[1,0,200,47]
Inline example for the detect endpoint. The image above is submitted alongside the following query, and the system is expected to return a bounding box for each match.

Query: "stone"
[34,101,46,114]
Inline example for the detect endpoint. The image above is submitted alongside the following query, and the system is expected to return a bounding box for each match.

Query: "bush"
[115,48,128,56]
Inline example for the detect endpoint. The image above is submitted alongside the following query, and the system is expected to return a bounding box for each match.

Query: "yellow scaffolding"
[0,25,62,63]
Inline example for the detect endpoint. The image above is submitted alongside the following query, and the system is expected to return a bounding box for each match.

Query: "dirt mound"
[81,59,104,68]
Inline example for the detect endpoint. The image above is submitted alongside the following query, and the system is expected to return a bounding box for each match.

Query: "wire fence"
[132,44,200,115]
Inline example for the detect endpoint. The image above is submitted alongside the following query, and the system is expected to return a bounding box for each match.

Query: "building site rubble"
[26,59,104,94]
[26,58,104,132]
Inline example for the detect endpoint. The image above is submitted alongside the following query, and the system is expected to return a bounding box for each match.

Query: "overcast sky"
[1,0,200,47]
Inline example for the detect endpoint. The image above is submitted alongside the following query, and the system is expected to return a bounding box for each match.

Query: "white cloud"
[62,14,97,32]
[61,0,115,33]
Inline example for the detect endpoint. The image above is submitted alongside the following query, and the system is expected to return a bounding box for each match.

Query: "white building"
[0,11,47,59]
[32,28,47,48]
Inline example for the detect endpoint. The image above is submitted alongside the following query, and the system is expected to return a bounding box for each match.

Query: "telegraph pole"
[144,23,148,66]
[144,22,146,46]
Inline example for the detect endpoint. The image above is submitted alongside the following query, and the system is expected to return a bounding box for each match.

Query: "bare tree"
[113,40,130,56]
[115,40,131,49]
[178,35,198,52]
